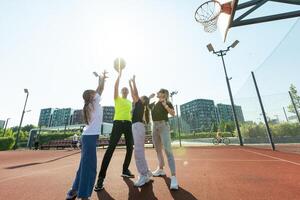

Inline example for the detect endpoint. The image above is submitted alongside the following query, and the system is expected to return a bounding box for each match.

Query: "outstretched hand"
[101,70,109,80]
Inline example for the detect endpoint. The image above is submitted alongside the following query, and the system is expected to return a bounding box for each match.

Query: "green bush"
[239,123,266,138]
[0,129,14,138]
[239,122,300,138]
[271,123,300,137]
[0,137,15,151]
[39,132,75,145]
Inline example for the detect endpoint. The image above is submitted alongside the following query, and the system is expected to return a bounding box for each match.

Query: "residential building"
[216,104,245,123]
[103,106,114,123]
[51,108,73,127]
[180,99,218,132]
[71,109,84,125]
[0,120,5,129]
[38,108,55,127]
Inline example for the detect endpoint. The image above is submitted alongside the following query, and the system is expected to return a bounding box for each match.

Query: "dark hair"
[141,96,150,124]
[82,90,96,125]
[159,88,170,101]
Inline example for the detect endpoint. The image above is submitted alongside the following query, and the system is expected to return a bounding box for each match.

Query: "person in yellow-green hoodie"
[94,67,134,191]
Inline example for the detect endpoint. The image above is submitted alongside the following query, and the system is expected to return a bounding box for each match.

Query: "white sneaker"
[170,176,179,190]
[134,175,150,187]
[152,168,166,177]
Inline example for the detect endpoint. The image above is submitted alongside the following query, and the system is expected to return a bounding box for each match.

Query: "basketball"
[113,57,126,72]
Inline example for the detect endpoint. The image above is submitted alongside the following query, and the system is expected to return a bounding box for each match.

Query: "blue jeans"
[152,121,176,175]
[72,135,98,198]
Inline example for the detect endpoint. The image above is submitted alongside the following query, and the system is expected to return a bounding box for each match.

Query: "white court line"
[174,158,281,162]
[0,163,76,184]
[240,149,300,166]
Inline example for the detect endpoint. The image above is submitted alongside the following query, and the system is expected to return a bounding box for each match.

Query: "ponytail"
[82,90,96,125]
[141,96,150,124]
[144,106,150,124]
[83,103,91,125]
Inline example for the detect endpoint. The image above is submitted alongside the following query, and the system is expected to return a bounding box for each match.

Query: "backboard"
[217,0,238,42]
[195,0,300,42]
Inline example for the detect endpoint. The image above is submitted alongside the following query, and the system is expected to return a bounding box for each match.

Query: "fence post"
[251,71,275,151]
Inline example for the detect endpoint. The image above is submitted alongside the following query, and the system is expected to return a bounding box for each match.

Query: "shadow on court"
[4,151,80,169]
[96,188,116,200]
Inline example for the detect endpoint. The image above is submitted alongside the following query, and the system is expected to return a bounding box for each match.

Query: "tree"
[225,121,235,133]
[288,84,300,113]
[10,124,36,133]
[21,124,36,132]
[212,123,218,132]
[219,120,226,132]
[11,126,19,132]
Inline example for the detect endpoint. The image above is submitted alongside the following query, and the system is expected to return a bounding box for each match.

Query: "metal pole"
[251,72,275,150]
[219,51,243,146]
[175,105,182,147]
[289,91,300,124]
[14,92,29,150]
[3,118,10,137]
[64,115,70,133]
[283,107,289,122]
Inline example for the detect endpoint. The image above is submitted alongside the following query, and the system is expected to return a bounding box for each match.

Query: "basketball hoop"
[195,0,232,33]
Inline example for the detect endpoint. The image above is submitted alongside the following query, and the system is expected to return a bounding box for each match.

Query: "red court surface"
[1,146,300,200]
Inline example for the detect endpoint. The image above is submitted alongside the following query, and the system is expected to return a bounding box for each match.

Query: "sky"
[0,0,299,127]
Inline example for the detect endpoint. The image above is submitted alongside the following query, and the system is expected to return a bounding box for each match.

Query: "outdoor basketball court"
[1,0,300,199]
[0,147,300,200]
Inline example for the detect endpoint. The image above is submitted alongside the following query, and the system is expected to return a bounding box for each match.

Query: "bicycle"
[212,137,230,145]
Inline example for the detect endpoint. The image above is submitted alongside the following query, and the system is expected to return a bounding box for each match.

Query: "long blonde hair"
[82,90,96,125]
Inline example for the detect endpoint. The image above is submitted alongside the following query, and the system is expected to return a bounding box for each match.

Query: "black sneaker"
[94,178,104,191]
[121,169,135,178]
[65,189,77,200]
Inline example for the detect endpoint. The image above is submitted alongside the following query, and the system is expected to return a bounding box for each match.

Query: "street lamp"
[207,40,244,146]
[170,91,178,103]
[3,118,11,137]
[14,88,30,150]
[170,91,182,147]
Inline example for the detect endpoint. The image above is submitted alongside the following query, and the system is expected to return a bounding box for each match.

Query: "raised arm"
[114,69,122,99]
[96,70,108,96]
[132,75,139,98]
[129,75,139,102]
[148,93,156,109]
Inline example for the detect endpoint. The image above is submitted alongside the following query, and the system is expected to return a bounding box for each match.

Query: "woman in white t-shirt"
[66,71,108,200]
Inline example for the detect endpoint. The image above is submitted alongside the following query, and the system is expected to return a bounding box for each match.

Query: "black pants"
[98,120,133,179]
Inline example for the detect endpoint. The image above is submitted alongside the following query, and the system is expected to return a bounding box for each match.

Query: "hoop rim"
[194,0,222,24]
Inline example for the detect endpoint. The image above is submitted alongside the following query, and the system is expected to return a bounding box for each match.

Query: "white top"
[82,93,103,135]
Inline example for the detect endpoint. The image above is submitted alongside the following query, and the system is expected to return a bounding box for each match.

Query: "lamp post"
[170,91,182,147]
[283,107,289,122]
[14,89,30,150]
[3,118,11,137]
[207,40,243,146]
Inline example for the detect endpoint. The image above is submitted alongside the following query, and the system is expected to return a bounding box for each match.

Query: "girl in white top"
[66,71,108,200]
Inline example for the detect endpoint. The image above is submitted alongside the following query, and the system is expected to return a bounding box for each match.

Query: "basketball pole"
[207,41,244,146]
